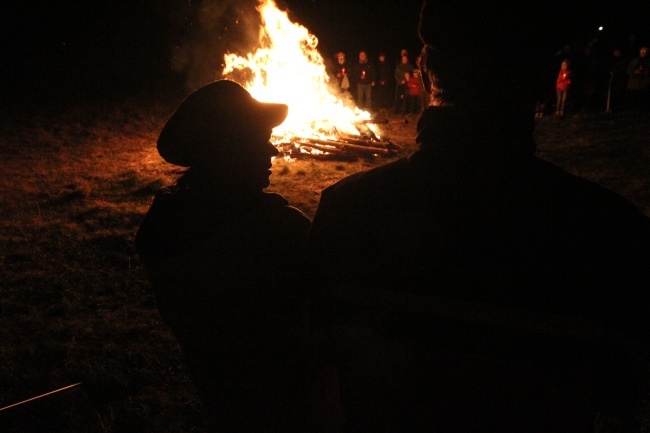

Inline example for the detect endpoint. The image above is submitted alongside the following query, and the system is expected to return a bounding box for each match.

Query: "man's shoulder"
[321,157,410,198]
[531,156,650,226]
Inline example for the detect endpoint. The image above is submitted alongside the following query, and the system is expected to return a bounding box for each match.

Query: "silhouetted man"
[307,2,650,432]
[136,80,332,432]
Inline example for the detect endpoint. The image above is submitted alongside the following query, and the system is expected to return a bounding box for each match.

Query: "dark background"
[1,0,648,107]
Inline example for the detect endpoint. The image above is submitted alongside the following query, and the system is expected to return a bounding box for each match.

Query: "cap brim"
[256,102,289,129]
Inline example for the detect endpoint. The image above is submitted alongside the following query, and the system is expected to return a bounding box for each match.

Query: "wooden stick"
[294,137,349,148]
[336,134,390,149]
[0,382,82,412]
[297,137,392,155]
[338,143,392,155]
[329,141,392,155]
[355,118,388,125]
[386,140,403,150]
[296,141,344,154]
[297,135,390,151]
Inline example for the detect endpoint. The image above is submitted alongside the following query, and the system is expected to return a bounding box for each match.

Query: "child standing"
[555,59,572,117]
[407,70,422,114]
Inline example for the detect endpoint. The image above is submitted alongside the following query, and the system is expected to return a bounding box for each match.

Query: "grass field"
[1,98,649,432]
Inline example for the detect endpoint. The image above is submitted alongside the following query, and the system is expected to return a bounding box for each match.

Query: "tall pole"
[606,71,613,113]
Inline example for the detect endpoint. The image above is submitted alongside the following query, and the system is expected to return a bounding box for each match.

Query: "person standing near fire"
[354,50,376,110]
[394,53,414,113]
[373,51,392,112]
[136,79,344,433]
[407,69,424,114]
[330,51,352,101]
[555,59,572,117]
[607,47,629,112]
[626,46,649,111]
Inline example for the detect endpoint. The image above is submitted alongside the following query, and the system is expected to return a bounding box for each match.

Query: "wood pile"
[276,115,408,159]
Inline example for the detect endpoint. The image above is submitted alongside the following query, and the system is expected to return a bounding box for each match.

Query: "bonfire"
[221,0,400,158]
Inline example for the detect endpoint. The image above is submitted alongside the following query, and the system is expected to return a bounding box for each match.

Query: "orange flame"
[221,0,379,148]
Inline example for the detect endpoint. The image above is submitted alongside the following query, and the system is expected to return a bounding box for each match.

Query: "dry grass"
[1,98,649,432]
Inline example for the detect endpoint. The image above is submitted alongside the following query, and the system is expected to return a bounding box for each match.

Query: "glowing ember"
[221,0,381,153]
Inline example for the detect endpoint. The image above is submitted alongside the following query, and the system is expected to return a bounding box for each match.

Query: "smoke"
[169,0,265,91]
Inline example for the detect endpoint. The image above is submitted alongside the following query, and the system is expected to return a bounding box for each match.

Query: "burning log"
[334,142,392,156]
[274,107,403,158]
[350,122,381,141]
[295,140,344,154]
[336,134,389,148]
[353,109,409,126]
[294,136,395,156]
[337,134,403,153]
[355,117,410,125]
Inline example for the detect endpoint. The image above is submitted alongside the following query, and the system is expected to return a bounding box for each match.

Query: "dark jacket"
[627,55,650,91]
[394,61,414,85]
[354,60,376,86]
[137,186,311,356]
[136,186,313,431]
[376,59,391,85]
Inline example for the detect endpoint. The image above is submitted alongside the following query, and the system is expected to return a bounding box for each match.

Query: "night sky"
[1,0,647,106]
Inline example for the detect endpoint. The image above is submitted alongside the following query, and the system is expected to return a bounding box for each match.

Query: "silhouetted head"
[417,0,591,112]
[414,1,601,155]
[157,80,288,191]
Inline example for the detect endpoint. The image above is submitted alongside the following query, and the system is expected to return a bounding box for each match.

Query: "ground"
[1,98,649,432]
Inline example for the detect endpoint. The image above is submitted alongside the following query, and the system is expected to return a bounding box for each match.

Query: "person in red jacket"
[407,69,424,114]
[555,59,572,117]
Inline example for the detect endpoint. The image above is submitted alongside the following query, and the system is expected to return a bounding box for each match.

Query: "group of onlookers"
[327,34,649,119]
[327,48,428,116]
[540,35,649,117]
